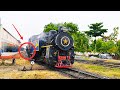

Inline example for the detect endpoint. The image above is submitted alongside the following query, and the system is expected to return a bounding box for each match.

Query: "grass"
[0,58,71,79]
[0,70,71,79]
[0,58,31,66]
[80,55,120,64]
[80,56,98,61]
[104,59,120,63]
[2,55,120,79]
[82,57,90,60]
[73,62,120,79]
[16,58,31,66]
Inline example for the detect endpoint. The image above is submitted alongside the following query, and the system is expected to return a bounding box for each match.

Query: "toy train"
[26,27,75,68]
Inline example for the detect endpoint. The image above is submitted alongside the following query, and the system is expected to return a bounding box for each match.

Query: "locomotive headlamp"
[61,36,70,47]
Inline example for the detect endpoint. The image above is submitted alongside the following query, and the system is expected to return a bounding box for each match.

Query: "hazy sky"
[0,11,120,43]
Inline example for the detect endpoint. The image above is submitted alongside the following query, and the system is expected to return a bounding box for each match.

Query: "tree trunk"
[94,37,96,54]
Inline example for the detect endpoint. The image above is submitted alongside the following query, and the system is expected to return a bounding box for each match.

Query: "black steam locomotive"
[27,27,75,68]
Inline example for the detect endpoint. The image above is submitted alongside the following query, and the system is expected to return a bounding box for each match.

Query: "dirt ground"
[0,58,71,79]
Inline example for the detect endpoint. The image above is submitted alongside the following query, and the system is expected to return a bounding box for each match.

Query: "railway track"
[57,68,110,79]
[75,59,120,68]
[32,61,110,79]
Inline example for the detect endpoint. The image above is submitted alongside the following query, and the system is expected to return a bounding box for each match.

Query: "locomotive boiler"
[26,27,75,68]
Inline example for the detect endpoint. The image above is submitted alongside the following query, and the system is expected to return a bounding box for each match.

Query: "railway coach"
[0,26,21,52]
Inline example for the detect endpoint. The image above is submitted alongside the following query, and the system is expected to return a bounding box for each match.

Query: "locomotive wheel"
[48,58,56,67]
[71,59,74,64]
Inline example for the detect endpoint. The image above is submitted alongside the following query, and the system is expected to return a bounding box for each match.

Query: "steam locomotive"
[26,27,75,68]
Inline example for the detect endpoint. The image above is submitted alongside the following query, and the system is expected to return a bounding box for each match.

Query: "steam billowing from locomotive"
[27,26,75,68]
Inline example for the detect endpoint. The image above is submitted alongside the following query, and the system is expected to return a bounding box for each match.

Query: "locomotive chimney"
[58,26,63,33]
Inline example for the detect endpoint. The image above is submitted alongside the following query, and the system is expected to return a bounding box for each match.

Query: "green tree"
[108,46,118,54]
[44,23,58,32]
[89,38,104,53]
[96,38,103,52]
[109,27,119,42]
[90,38,117,54]
[102,27,119,42]
[44,22,79,34]
[73,31,89,52]
[106,40,116,54]
[116,40,120,58]
[63,22,79,35]
[85,22,108,53]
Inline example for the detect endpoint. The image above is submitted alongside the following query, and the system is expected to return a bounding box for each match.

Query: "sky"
[0,11,120,43]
